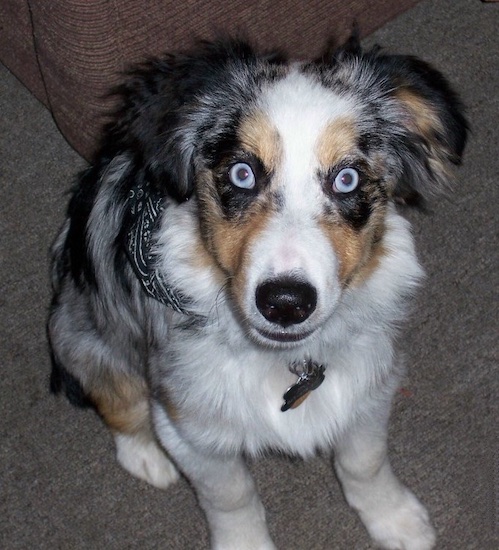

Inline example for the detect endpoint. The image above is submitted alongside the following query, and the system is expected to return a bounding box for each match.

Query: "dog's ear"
[107,58,198,202]
[318,39,468,206]
[107,39,282,203]
[378,55,468,205]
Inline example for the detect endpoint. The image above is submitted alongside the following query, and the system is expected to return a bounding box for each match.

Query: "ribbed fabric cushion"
[5,0,420,159]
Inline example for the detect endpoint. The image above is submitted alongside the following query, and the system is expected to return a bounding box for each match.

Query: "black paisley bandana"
[124,180,189,314]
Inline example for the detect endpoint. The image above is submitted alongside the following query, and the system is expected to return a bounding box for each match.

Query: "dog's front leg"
[194,455,275,550]
[333,415,436,550]
[153,403,276,550]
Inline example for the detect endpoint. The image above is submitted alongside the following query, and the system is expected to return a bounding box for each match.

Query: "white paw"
[115,433,179,489]
[212,540,276,550]
[211,529,277,550]
[361,489,436,550]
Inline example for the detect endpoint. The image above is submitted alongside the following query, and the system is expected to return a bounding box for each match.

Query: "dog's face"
[195,72,388,347]
[115,40,466,347]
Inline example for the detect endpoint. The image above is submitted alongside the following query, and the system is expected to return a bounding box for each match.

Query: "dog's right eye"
[333,167,359,194]
[228,163,256,190]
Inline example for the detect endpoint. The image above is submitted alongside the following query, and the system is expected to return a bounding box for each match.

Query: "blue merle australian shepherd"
[49,36,467,549]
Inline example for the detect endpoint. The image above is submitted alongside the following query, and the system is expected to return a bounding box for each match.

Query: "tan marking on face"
[316,117,358,169]
[187,224,227,289]
[196,168,273,277]
[90,373,151,434]
[323,222,365,284]
[350,240,386,286]
[321,217,386,287]
[210,206,272,277]
[238,111,282,172]
[211,207,272,317]
[197,171,273,312]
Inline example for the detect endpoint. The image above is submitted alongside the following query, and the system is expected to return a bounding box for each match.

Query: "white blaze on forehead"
[241,69,358,288]
[261,68,356,212]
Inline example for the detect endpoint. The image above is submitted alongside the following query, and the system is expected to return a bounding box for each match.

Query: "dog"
[48,36,467,549]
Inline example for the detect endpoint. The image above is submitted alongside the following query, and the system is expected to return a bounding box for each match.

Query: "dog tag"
[281,361,325,412]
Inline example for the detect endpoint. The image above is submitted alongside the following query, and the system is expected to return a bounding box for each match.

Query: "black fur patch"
[64,163,103,289]
[217,153,270,220]
[50,353,94,409]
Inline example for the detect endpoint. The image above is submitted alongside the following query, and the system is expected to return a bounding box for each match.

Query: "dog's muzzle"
[255,276,317,328]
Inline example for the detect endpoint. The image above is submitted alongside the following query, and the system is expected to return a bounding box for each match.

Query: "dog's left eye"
[229,163,256,190]
[333,168,359,194]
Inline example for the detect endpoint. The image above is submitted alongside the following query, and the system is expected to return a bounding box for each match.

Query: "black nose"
[255,277,317,327]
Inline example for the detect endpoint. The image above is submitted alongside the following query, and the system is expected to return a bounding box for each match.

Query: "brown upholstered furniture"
[0,0,420,160]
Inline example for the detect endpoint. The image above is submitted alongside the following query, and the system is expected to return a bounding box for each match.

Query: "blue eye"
[333,168,359,194]
[229,163,255,190]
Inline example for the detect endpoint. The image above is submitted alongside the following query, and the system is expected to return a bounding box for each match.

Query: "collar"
[124,179,191,315]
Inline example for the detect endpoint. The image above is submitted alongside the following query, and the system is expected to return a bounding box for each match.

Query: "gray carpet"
[1,0,497,548]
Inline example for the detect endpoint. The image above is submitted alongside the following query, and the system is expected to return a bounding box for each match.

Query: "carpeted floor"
[1,0,497,548]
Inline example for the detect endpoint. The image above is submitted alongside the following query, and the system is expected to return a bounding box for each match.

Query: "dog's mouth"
[254,326,315,344]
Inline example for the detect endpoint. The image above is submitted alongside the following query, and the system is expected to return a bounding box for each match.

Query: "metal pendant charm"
[281,359,325,412]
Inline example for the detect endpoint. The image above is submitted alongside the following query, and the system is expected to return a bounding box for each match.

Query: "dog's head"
[112,38,467,347]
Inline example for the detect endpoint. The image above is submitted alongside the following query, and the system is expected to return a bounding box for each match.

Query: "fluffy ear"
[316,38,468,205]
[382,55,468,204]
[105,58,197,202]
[105,39,281,202]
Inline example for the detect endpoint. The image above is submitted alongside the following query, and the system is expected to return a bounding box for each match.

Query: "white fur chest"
[153,303,396,459]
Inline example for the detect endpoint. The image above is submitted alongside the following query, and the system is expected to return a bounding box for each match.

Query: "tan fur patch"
[196,165,274,316]
[90,373,151,435]
[196,168,272,278]
[350,240,386,286]
[316,117,358,169]
[396,88,443,140]
[238,111,282,172]
[189,230,227,289]
[321,219,386,287]
[323,223,365,284]
[211,206,272,277]
[396,87,454,183]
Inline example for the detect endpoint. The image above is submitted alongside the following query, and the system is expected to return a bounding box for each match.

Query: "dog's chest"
[158,328,381,457]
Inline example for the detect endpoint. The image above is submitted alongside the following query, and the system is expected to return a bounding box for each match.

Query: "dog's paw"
[211,529,277,550]
[212,540,276,550]
[115,433,179,489]
[361,489,436,550]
